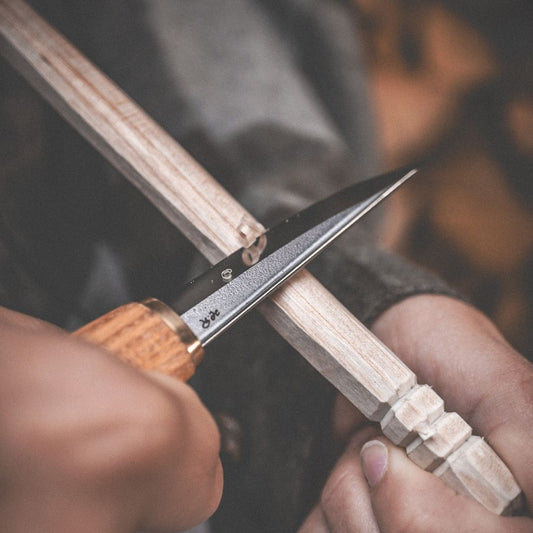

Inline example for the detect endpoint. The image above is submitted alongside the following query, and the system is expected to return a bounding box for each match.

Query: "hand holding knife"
[75,167,416,381]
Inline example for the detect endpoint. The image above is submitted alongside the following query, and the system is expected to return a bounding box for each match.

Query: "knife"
[74,166,416,380]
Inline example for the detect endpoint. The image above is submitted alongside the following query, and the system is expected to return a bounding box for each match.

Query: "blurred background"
[352,0,533,360]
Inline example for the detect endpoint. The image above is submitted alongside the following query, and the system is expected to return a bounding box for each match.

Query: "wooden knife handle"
[74,298,203,381]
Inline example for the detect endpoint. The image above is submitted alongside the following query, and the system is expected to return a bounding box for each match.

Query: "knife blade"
[75,166,416,380]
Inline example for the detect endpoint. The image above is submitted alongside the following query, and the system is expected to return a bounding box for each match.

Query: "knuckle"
[320,465,353,512]
[513,364,533,407]
[143,375,221,462]
[82,388,185,482]
[136,389,187,460]
[384,499,431,533]
[380,475,465,533]
[484,357,533,429]
[146,384,220,470]
[466,343,533,441]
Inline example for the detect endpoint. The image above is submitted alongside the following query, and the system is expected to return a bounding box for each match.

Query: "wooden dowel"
[0,0,521,514]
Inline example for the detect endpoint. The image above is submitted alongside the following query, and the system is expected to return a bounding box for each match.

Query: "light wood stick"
[0,0,521,514]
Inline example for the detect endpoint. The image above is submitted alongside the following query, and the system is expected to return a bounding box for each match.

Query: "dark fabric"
[1,1,459,531]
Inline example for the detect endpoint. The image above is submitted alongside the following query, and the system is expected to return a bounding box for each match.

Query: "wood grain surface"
[74,301,203,382]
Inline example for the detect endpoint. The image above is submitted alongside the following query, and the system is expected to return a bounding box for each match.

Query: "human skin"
[299,295,533,532]
[2,295,531,532]
[0,307,223,533]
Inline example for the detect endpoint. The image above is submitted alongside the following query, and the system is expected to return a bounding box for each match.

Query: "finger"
[332,392,367,443]
[124,372,223,531]
[0,305,61,332]
[361,437,533,533]
[298,506,329,533]
[371,296,522,418]
[1,314,222,532]
[318,425,381,532]
[372,295,533,504]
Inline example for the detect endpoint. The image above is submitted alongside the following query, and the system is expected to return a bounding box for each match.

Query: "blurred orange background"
[353,0,533,360]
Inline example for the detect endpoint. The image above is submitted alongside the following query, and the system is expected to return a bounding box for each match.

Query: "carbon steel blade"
[174,166,417,344]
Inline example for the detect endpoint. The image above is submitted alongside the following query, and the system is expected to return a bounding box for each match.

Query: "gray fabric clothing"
[1,1,458,531]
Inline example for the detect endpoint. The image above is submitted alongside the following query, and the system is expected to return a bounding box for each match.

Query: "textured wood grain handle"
[74,299,203,381]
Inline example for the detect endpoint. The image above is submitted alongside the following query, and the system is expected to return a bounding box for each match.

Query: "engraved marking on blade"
[200,309,221,329]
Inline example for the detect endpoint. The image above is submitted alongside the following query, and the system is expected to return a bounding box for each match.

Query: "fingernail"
[360,440,388,487]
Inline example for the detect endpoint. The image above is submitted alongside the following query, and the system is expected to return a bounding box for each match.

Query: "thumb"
[360,438,528,533]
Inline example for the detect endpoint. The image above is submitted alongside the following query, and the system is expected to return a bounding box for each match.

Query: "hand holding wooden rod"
[74,296,523,516]
[1,0,523,516]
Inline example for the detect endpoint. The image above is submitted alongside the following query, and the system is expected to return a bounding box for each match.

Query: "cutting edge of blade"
[182,166,417,345]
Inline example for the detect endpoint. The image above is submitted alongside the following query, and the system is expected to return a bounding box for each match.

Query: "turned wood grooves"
[0,0,522,514]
